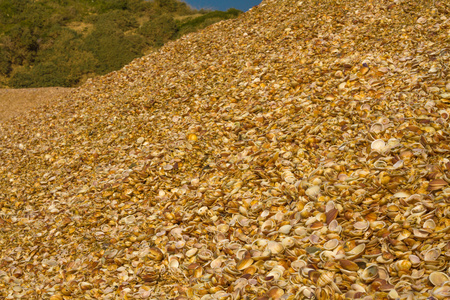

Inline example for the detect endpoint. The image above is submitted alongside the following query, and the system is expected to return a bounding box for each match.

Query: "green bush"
[0,0,242,88]
[139,14,178,47]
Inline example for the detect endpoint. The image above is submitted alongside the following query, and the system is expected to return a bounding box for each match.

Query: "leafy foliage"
[0,0,242,88]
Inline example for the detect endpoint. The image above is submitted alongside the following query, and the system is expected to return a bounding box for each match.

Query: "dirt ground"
[0,87,73,122]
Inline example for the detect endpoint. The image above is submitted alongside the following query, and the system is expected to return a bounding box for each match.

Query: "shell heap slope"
[1,0,450,299]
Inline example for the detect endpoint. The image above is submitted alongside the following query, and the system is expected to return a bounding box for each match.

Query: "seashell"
[266,241,284,255]
[268,287,284,299]
[148,247,164,261]
[370,123,384,133]
[197,249,213,261]
[432,285,450,299]
[325,208,338,225]
[392,160,404,169]
[305,185,321,199]
[361,265,379,282]
[393,260,412,272]
[429,272,450,286]
[428,179,448,191]
[339,259,359,271]
[423,248,441,262]
[265,266,285,281]
[345,243,365,259]
[236,257,254,271]
[423,219,436,230]
[291,260,307,272]
[278,224,292,234]
[261,219,276,233]
[211,256,226,269]
[317,271,334,287]
[371,139,388,153]
[323,239,339,250]
[185,248,198,258]
[281,237,295,249]
[353,220,369,231]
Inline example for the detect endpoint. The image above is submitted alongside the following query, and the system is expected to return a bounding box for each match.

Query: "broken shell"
[281,237,295,249]
[198,249,213,261]
[423,248,441,262]
[279,224,292,234]
[185,248,198,258]
[393,260,412,272]
[266,241,285,255]
[305,185,321,199]
[317,271,334,287]
[236,257,254,271]
[371,139,388,153]
[148,247,164,261]
[361,265,379,282]
[265,267,284,281]
[429,272,450,286]
[323,239,339,250]
[370,123,384,133]
[346,243,365,259]
[339,259,359,271]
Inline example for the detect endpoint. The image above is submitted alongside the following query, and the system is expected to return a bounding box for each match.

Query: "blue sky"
[183,0,262,12]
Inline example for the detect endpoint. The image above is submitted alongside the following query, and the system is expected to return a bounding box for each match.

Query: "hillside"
[0,0,450,299]
[0,0,241,88]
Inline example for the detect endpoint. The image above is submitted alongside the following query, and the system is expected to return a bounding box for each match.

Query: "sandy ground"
[0,87,73,122]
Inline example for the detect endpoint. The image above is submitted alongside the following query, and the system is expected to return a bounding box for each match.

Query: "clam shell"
[323,239,339,250]
[281,237,295,249]
[370,123,384,133]
[361,265,379,282]
[148,247,164,261]
[278,224,292,234]
[393,259,412,272]
[305,185,321,199]
[197,249,213,261]
[371,139,388,153]
[185,248,198,258]
[345,243,365,259]
[266,241,284,255]
[424,248,441,262]
[339,259,359,271]
[236,257,254,271]
[429,271,450,286]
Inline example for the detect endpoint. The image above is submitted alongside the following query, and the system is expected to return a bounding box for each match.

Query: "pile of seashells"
[0,0,449,299]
